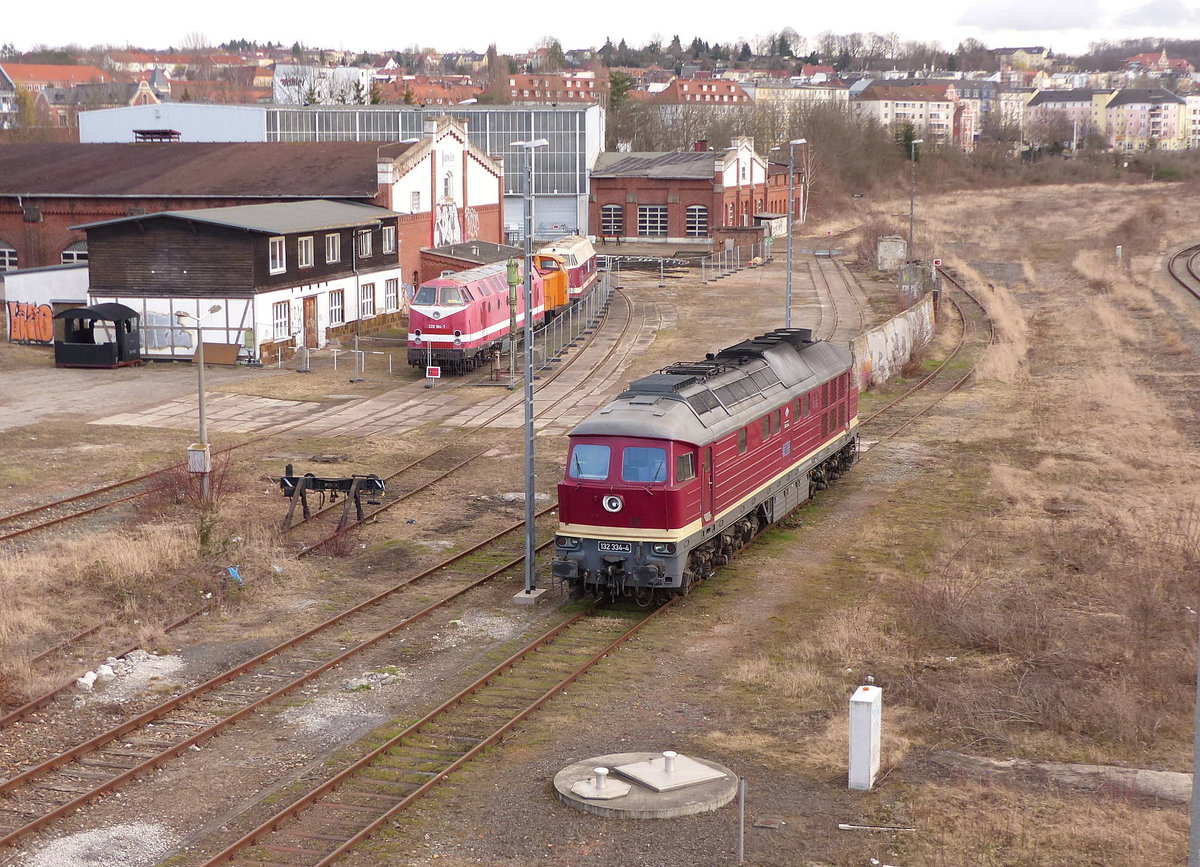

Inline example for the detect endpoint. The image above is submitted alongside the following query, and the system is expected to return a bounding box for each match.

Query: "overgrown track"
[4,287,630,723]
[197,600,678,867]
[859,271,994,446]
[292,287,640,554]
[810,254,867,343]
[0,509,561,851]
[1166,243,1200,303]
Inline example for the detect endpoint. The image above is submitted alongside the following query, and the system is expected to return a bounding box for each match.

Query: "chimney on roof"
[693,139,708,152]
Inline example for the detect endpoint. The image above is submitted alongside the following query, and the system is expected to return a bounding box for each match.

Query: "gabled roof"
[1108,87,1185,106]
[1027,88,1109,106]
[73,199,399,235]
[0,142,412,198]
[857,82,955,101]
[592,151,716,180]
[0,63,111,86]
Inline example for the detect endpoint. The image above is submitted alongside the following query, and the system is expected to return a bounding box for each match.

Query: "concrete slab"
[512,587,549,606]
[554,752,737,819]
[615,753,728,792]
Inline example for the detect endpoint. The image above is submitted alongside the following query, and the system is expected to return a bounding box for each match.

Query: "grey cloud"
[1117,0,1200,27]
[958,0,1101,30]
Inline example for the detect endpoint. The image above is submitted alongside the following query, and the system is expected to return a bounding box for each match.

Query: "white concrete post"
[848,685,882,790]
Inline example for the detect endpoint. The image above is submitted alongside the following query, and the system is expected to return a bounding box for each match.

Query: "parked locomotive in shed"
[552,328,858,597]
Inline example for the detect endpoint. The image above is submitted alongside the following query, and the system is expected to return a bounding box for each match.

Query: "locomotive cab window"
[440,287,467,306]
[676,452,696,482]
[622,447,667,483]
[568,444,611,480]
[413,285,438,305]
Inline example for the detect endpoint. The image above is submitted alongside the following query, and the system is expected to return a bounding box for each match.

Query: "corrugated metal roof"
[73,200,400,235]
[0,142,414,198]
[592,151,716,180]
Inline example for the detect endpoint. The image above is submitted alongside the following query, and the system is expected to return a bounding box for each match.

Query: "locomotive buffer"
[279,464,385,530]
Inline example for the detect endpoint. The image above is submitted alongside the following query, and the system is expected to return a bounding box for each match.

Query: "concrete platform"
[554,752,737,819]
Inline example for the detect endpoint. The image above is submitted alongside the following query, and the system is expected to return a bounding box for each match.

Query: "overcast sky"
[6,0,1200,58]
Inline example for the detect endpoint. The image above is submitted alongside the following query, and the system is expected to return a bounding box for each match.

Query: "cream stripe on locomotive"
[556,418,859,544]
[407,304,547,344]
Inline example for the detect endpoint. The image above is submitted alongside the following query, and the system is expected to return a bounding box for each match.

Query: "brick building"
[589,137,776,245]
[0,117,503,285]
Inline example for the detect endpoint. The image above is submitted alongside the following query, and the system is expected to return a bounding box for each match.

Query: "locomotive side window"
[803,394,810,416]
[772,410,781,435]
[738,429,748,454]
[676,452,696,482]
[760,418,770,441]
[622,447,667,483]
[569,444,611,480]
[414,285,438,305]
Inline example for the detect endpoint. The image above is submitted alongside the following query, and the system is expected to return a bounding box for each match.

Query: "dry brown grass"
[893,780,1187,866]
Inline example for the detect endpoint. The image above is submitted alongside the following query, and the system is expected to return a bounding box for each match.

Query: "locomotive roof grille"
[623,373,701,395]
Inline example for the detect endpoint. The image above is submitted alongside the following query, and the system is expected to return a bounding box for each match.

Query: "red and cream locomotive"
[406,260,545,370]
[536,235,598,303]
[552,328,859,597]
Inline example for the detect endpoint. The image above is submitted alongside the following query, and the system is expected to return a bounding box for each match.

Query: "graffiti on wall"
[850,292,936,390]
[463,206,480,242]
[434,201,462,247]
[6,301,54,345]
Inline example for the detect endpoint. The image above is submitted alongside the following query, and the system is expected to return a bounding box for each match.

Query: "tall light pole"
[770,138,806,329]
[512,138,548,602]
[176,305,222,502]
[907,138,924,262]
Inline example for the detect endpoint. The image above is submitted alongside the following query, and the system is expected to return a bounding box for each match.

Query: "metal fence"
[698,239,774,284]
[524,269,612,374]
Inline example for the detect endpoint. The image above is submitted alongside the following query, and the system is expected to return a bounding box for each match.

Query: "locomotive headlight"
[651,542,676,555]
[432,311,441,319]
[453,338,462,347]
[556,535,581,549]
[413,329,422,337]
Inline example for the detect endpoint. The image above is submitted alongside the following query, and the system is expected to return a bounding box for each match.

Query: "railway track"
[3,286,631,710]
[193,599,676,866]
[0,508,562,851]
[858,271,994,446]
[1166,242,1200,303]
[810,253,867,343]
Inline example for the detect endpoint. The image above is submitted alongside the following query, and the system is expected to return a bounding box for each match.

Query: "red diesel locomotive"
[552,328,859,597]
[407,260,545,370]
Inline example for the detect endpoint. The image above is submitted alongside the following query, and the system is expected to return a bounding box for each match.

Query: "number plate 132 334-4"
[597,540,632,553]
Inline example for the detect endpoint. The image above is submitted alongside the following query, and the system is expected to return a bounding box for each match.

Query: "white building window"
[297,236,314,268]
[0,241,17,271]
[273,300,290,338]
[411,191,421,211]
[360,282,375,317]
[326,233,341,263]
[385,278,399,311]
[382,225,396,254]
[329,289,344,324]
[61,241,88,264]
[637,205,668,237]
[269,237,286,274]
[685,205,708,237]
[601,204,623,236]
[356,230,372,259]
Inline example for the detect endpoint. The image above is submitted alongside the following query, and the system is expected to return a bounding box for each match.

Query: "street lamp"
[511,138,548,603]
[907,138,924,261]
[176,305,222,502]
[770,138,806,329]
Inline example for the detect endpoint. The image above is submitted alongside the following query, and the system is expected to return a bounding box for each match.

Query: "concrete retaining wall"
[850,292,936,390]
